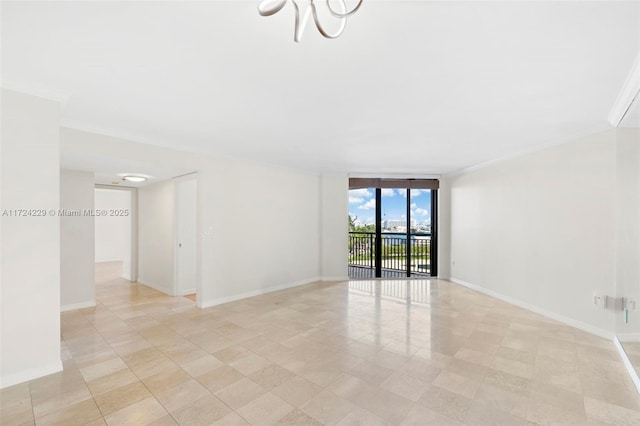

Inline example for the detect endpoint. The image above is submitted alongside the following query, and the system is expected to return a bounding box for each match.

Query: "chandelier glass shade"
[258,0,363,42]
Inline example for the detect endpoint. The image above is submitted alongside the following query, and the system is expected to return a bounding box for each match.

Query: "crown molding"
[444,122,614,178]
[609,53,640,127]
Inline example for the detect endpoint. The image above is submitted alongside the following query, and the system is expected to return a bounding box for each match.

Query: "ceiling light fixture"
[122,175,147,183]
[258,0,363,42]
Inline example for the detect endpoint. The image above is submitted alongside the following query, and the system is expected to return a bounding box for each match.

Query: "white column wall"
[321,174,349,280]
[1,89,62,388]
[437,179,451,279]
[60,169,95,311]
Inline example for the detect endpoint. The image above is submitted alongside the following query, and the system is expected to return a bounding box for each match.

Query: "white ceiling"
[2,1,639,175]
[62,151,194,188]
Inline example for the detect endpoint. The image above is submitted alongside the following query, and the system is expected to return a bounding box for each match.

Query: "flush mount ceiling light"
[258,0,363,42]
[122,175,147,183]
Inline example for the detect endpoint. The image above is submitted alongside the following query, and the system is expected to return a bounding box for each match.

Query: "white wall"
[1,89,62,388]
[616,128,640,339]
[448,129,617,336]
[437,179,451,279]
[60,169,95,311]
[201,160,321,305]
[61,128,325,308]
[138,179,175,295]
[95,188,132,278]
[321,174,349,280]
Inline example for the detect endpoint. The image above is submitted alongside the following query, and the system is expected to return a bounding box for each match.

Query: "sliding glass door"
[348,179,438,278]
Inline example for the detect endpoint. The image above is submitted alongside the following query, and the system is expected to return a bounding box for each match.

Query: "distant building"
[383,219,416,231]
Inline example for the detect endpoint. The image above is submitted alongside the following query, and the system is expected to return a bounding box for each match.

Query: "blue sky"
[349,188,431,225]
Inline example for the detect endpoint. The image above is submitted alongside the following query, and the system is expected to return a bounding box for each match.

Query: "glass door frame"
[369,185,438,278]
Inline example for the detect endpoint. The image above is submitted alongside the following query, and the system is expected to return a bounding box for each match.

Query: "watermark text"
[2,209,130,217]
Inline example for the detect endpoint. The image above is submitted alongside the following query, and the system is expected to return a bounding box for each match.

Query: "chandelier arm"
[291,0,301,42]
[292,0,314,42]
[311,1,346,39]
[257,0,358,41]
[291,0,300,43]
[257,0,287,16]
[325,0,363,18]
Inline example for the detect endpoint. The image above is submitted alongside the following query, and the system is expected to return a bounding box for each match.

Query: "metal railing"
[348,231,431,277]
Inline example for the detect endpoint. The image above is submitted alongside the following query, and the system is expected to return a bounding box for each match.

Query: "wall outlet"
[593,292,601,306]
[593,293,608,309]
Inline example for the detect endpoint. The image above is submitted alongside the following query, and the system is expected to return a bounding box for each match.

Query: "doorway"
[348,179,438,279]
[94,187,135,281]
[174,175,198,297]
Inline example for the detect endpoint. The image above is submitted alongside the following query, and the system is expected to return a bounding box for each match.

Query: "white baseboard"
[122,273,131,281]
[617,333,640,343]
[200,277,322,309]
[178,288,196,296]
[0,360,63,389]
[615,337,640,396]
[322,276,349,282]
[449,277,614,340]
[61,300,96,312]
[136,278,174,296]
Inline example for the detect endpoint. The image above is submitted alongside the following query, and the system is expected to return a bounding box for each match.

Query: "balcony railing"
[348,231,431,277]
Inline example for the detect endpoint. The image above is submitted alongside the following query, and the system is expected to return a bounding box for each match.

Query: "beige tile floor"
[2,262,640,425]
[621,342,640,379]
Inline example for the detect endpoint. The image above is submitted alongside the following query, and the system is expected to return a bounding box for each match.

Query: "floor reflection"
[348,266,430,279]
[348,280,433,305]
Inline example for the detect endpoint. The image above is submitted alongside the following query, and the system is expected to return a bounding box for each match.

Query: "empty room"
[1,1,640,425]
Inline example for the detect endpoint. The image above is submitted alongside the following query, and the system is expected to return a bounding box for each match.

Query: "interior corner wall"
[437,179,451,279]
[1,89,62,388]
[320,174,349,280]
[616,127,640,339]
[137,180,175,295]
[60,169,95,311]
[448,129,617,336]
